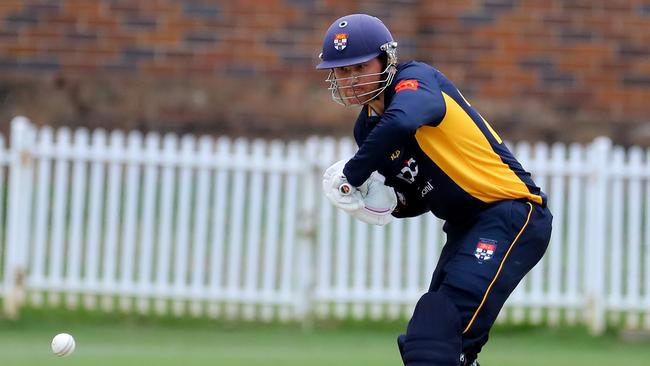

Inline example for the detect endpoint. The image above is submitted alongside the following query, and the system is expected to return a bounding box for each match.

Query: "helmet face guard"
[316,14,398,106]
[324,42,398,106]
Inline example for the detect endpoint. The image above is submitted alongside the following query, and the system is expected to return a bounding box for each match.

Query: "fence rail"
[1,116,650,333]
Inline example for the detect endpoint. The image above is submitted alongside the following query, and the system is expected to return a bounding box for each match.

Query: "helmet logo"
[334,33,348,51]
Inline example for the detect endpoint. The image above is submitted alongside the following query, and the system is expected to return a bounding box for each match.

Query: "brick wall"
[0,0,648,144]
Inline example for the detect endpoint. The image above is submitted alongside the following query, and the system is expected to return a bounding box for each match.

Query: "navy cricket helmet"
[316,14,396,69]
[316,14,399,105]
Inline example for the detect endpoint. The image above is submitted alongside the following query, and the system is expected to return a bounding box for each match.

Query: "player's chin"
[343,93,366,105]
[346,99,363,105]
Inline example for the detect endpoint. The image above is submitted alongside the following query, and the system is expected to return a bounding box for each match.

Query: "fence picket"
[136,133,160,314]
[48,128,72,306]
[279,142,300,321]
[101,131,125,311]
[207,137,231,317]
[172,135,195,316]
[316,138,335,317]
[17,124,35,301]
[189,136,213,317]
[154,134,178,315]
[260,141,284,320]
[119,132,143,312]
[226,139,248,318]
[625,147,643,328]
[83,129,107,309]
[609,148,625,324]
[565,143,584,324]
[586,138,611,334]
[243,140,266,320]
[3,118,33,315]
[334,139,354,318]
[66,128,90,308]
[30,128,54,297]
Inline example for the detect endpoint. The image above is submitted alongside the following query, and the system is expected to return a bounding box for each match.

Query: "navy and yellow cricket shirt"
[342,61,545,223]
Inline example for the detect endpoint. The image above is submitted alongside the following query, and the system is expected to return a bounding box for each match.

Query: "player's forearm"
[344,118,411,186]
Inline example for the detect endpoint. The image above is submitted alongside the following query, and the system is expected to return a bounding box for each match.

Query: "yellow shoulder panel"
[414,93,542,204]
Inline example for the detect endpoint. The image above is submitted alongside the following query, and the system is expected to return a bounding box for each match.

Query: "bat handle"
[339,182,353,195]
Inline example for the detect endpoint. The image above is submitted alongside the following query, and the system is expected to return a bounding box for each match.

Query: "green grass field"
[1,308,650,366]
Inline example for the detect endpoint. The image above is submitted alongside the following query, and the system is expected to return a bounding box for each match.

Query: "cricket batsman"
[318,14,553,366]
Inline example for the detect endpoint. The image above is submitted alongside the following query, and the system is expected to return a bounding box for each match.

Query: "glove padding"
[322,159,364,211]
[323,160,397,226]
[350,172,397,225]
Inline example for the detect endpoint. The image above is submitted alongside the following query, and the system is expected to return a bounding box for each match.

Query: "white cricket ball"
[51,333,76,357]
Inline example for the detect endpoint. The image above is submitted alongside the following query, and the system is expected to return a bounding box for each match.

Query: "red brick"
[140,62,184,75]
[520,0,557,11]
[81,15,119,31]
[6,44,41,56]
[61,62,100,73]
[0,0,646,143]
[479,84,516,98]
[140,31,181,45]
[62,0,103,15]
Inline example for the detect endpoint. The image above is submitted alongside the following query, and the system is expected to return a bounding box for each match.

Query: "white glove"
[323,160,397,226]
[322,159,364,211]
[349,172,397,226]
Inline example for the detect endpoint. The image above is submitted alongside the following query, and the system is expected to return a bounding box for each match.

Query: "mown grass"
[1,307,649,366]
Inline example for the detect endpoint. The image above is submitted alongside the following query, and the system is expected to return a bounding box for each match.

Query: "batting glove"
[322,159,364,212]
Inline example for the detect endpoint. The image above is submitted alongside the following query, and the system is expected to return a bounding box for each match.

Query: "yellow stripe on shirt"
[414,93,542,204]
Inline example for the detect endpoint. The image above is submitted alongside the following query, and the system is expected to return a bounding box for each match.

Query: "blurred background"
[1,1,650,366]
[0,0,648,143]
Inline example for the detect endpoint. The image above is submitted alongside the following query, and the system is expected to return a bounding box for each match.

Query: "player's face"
[332,57,384,105]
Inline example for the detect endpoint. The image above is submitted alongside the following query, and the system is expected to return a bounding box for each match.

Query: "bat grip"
[338,182,353,195]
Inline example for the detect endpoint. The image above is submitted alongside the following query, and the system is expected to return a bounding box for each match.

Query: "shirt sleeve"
[343,66,447,187]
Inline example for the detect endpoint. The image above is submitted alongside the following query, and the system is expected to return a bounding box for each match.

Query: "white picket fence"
[1,116,650,334]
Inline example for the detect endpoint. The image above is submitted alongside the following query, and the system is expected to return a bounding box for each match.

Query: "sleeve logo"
[395,79,419,93]
[397,158,418,184]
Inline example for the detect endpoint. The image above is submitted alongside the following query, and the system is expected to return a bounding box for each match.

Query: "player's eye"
[342,66,354,73]
[334,67,349,77]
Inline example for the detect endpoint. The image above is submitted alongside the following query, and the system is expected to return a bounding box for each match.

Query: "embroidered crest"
[334,33,348,51]
[474,239,497,262]
[390,150,401,160]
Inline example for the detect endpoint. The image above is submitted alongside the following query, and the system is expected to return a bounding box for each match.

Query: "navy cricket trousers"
[436,199,552,361]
